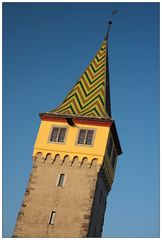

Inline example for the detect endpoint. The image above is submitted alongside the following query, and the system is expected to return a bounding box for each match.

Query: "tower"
[13,24,122,238]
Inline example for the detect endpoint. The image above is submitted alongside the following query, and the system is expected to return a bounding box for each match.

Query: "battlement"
[33,152,102,168]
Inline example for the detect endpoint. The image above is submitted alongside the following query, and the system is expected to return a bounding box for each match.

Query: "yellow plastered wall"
[33,120,110,165]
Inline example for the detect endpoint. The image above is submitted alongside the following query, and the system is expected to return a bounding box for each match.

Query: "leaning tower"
[13,24,122,238]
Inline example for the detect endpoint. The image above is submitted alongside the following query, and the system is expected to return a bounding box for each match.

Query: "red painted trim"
[40,115,67,123]
[40,115,112,127]
[75,119,112,127]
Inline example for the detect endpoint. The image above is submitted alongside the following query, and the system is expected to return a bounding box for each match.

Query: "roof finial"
[105,9,119,40]
[105,21,112,40]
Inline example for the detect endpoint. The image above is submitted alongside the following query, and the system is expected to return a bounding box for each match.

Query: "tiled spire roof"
[48,37,111,119]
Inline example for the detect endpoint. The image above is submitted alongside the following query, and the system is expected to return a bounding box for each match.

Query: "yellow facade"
[33,120,109,164]
[33,119,117,185]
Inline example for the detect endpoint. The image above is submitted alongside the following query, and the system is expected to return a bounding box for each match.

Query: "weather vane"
[106,10,119,39]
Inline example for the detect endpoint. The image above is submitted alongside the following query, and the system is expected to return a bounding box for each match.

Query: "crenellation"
[33,151,103,170]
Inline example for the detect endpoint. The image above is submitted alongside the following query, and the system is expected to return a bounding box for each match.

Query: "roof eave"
[39,112,113,122]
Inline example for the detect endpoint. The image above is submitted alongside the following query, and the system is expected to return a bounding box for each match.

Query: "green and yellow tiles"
[49,39,111,118]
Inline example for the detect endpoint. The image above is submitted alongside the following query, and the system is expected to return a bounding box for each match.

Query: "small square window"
[77,129,94,145]
[48,211,56,225]
[57,173,65,187]
[50,127,67,143]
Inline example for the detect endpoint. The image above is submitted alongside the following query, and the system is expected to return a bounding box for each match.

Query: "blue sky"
[3,2,160,237]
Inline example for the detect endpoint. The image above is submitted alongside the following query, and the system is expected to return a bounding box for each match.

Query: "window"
[78,130,86,144]
[107,137,113,157]
[77,129,94,145]
[57,173,65,187]
[111,149,116,169]
[48,211,56,225]
[50,127,67,143]
[85,130,94,145]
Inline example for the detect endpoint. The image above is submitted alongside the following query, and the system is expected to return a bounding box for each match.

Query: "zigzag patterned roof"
[48,38,111,119]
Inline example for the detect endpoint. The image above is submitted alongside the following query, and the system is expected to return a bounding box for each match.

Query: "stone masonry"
[13,153,109,238]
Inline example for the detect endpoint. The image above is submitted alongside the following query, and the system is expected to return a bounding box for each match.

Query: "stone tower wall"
[13,153,102,238]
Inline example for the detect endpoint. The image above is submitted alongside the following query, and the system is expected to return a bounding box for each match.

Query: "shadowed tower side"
[13,23,122,238]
